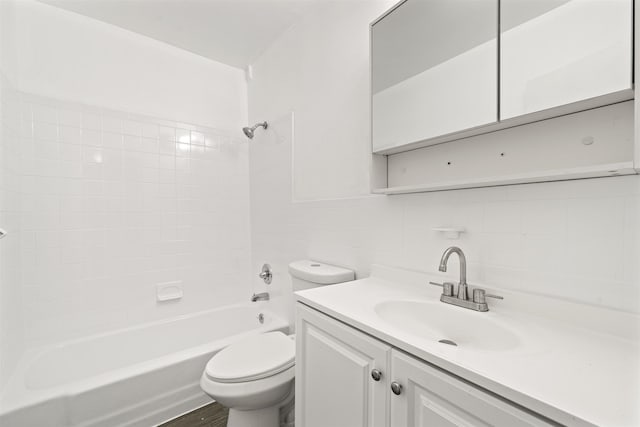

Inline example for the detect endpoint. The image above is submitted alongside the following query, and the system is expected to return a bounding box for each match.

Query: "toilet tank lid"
[288,260,355,285]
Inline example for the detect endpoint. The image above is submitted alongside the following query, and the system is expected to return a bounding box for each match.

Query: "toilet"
[200,260,355,427]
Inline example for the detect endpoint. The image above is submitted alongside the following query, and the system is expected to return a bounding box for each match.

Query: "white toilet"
[200,260,355,427]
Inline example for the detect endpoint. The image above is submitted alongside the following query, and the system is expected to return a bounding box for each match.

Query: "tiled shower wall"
[13,92,251,348]
[0,73,22,391]
[0,0,251,393]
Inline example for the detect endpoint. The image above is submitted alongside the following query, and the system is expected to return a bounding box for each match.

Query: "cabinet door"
[371,0,498,153]
[500,0,633,120]
[389,350,554,427]
[296,303,391,427]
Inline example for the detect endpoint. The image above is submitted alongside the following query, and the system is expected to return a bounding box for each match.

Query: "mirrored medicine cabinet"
[371,0,638,193]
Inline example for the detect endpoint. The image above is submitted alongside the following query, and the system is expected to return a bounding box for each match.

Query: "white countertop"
[295,265,640,427]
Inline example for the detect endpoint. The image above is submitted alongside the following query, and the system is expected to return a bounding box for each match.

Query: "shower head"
[242,127,255,139]
[242,121,268,139]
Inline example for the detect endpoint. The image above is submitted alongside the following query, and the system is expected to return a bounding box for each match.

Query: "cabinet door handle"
[390,381,403,395]
[371,369,382,381]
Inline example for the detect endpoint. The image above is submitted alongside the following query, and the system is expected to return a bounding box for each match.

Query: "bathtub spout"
[251,292,270,302]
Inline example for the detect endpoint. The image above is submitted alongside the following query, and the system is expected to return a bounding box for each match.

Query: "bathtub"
[0,303,288,427]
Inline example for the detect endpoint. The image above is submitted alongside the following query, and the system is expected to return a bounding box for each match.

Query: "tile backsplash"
[9,92,252,347]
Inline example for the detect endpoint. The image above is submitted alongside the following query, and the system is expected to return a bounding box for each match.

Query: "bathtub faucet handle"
[259,264,272,284]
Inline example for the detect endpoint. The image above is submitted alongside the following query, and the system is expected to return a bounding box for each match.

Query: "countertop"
[295,265,640,427]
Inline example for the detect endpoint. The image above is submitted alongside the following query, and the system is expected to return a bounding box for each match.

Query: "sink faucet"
[438,246,467,300]
[430,246,503,312]
[251,292,270,302]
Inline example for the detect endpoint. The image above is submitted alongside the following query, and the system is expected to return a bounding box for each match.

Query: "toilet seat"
[205,331,295,383]
[200,365,294,411]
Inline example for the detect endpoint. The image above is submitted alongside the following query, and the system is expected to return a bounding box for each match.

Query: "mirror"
[371,0,498,154]
[500,0,633,120]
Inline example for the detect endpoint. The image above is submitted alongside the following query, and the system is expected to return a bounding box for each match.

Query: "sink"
[374,300,521,351]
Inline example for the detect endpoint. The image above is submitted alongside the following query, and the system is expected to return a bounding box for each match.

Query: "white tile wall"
[10,92,252,348]
[0,0,253,394]
[0,72,23,392]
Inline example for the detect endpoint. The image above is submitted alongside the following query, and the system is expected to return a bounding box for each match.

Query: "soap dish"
[432,226,466,239]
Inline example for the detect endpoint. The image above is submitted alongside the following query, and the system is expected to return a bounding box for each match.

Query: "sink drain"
[438,339,457,346]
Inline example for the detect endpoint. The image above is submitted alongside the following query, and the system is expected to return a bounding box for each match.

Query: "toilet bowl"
[200,260,355,427]
[200,331,295,427]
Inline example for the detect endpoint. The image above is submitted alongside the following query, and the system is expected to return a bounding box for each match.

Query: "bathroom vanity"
[294,265,640,427]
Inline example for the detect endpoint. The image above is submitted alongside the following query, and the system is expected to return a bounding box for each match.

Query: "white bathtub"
[0,303,288,427]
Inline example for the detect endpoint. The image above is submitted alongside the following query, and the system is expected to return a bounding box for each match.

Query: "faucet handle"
[472,288,504,304]
[259,264,273,284]
[429,281,454,297]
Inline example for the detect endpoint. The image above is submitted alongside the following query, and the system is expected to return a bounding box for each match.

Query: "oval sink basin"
[374,300,521,351]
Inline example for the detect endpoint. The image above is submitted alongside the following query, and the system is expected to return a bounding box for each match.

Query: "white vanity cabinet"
[296,303,555,427]
[389,350,552,427]
[295,303,391,427]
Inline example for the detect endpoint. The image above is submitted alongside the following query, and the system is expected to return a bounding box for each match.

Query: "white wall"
[247,1,640,326]
[0,0,252,366]
[0,75,20,394]
[0,0,18,86]
[14,0,247,131]
[249,1,388,201]
[0,0,23,393]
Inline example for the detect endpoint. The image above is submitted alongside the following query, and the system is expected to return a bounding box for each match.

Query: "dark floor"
[159,402,229,427]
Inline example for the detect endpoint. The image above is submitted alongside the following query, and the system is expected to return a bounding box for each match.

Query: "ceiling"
[39,0,319,69]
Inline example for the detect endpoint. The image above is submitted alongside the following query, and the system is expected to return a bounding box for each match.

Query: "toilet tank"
[288,260,355,291]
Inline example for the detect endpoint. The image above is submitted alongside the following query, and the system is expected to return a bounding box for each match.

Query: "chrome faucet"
[251,292,270,302]
[258,264,272,284]
[438,246,467,300]
[430,246,503,312]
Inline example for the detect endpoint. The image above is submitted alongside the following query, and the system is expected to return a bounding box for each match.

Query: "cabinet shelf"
[373,162,637,195]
